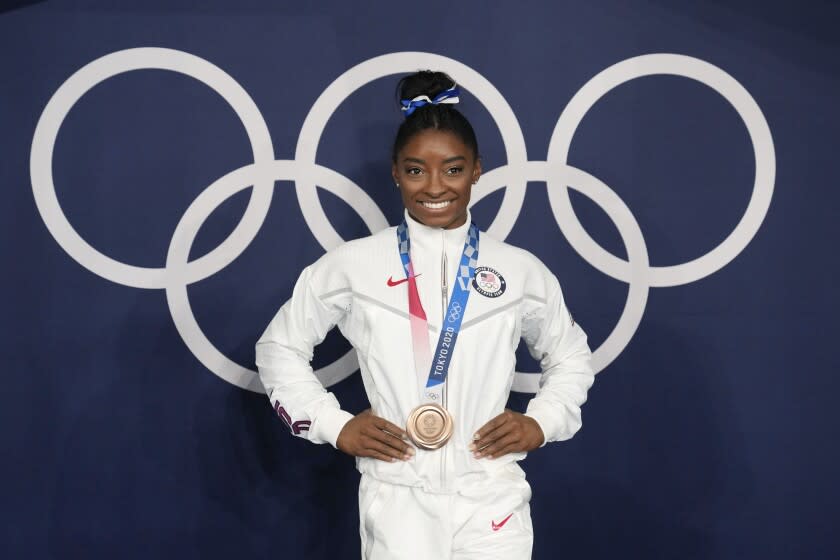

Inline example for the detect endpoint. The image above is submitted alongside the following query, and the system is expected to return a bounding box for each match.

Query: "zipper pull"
[440,231,448,316]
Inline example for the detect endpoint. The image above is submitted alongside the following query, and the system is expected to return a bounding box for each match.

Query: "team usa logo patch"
[472,267,506,298]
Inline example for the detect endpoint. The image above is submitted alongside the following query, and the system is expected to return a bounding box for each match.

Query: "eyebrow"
[402,155,467,164]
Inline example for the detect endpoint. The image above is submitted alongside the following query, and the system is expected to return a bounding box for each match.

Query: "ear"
[472,156,482,184]
[391,162,399,185]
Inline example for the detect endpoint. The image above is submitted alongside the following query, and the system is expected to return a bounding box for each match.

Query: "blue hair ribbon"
[400,85,461,117]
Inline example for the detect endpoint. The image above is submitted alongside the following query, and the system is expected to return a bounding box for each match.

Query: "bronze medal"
[406,403,454,450]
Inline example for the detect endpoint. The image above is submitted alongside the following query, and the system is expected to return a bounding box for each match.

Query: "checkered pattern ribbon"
[396,220,480,398]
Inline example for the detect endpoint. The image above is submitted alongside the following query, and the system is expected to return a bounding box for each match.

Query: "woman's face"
[392,129,481,230]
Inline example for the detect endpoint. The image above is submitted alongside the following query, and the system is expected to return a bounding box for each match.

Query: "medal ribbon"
[396,220,480,402]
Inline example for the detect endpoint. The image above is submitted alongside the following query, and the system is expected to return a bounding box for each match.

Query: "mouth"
[419,200,453,210]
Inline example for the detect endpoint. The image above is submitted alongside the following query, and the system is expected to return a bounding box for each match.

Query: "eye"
[446,166,464,175]
[404,167,422,175]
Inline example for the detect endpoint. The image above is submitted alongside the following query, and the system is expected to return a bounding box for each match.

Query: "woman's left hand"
[469,409,545,459]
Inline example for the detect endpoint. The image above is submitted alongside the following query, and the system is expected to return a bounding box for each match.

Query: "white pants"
[358,474,533,559]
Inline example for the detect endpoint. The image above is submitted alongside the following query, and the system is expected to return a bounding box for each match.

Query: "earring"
[395,182,400,188]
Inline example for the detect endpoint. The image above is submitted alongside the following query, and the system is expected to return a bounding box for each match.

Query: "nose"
[425,171,446,198]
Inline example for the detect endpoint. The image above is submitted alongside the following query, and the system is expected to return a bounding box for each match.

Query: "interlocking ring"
[30,48,775,394]
[447,301,463,323]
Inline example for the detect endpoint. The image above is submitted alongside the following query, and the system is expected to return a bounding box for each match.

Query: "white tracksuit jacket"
[255,211,594,495]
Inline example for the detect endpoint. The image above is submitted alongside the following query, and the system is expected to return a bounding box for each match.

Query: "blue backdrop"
[2,1,838,558]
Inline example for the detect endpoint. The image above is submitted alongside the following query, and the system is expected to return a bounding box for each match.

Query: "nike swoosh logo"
[491,513,514,531]
[387,274,421,287]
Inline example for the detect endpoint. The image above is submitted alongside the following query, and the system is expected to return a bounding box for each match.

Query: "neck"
[406,211,468,230]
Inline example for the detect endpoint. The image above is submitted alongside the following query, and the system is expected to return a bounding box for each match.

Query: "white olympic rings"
[30,48,775,394]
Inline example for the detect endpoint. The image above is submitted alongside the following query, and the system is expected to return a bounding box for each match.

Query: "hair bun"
[391,69,478,162]
[396,70,457,107]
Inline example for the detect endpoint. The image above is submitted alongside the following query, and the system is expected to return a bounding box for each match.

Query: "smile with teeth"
[420,200,452,209]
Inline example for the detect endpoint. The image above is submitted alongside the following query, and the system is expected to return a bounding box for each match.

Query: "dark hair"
[391,70,479,162]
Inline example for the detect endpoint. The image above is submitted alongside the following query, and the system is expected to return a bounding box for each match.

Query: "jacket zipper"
[440,230,448,491]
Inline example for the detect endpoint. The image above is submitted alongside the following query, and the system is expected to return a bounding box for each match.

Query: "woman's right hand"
[336,409,415,462]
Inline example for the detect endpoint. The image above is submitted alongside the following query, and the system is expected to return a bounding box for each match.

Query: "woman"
[256,70,594,559]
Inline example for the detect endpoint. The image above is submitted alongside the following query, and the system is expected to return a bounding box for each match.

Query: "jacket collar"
[403,209,472,253]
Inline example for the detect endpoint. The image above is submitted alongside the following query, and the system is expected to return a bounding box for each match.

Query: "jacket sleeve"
[520,267,595,445]
[255,262,355,448]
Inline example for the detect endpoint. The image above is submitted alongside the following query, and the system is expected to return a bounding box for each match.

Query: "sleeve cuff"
[524,408,553,448]
[311,407,355,448]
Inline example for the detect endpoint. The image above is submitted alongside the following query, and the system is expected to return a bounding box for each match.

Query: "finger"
[373,416,409,441]
[476,434,518,459]
[487,441,522,459]
[470,416,515,451]
[472,412,508,441]
[478,418,514,447]
[472,428,514,456]
[364,436,411,461]
[366,449,397,463]
[365,425,414,456]
[475,433,519,459]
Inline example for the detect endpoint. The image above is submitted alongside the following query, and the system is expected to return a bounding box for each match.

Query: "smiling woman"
[256,69,594,559]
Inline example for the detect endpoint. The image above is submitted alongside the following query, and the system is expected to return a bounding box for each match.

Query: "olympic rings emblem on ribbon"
[30,48,775,394]
[447,301,463,323]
